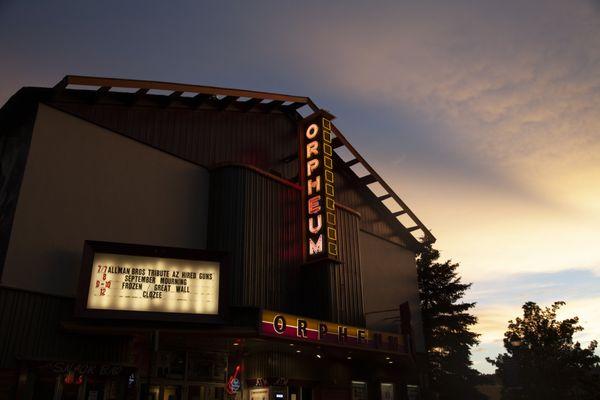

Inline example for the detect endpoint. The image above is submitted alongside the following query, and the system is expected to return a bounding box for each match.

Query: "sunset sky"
[2,0,599,373]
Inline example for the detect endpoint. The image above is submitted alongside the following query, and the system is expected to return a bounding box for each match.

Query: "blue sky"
[2,0,600,374]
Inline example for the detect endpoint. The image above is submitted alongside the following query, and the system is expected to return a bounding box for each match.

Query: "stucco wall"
[360,230,426,352]
[2,104,209,296]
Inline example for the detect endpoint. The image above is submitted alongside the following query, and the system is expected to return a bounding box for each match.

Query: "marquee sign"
[76,241,228,323]
[300,111,338,262]
[260,310,407,354]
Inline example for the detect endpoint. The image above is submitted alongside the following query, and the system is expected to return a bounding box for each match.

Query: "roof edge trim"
[56,75,315,107]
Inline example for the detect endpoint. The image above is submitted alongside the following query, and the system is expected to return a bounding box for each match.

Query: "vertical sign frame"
[299,110,338,263]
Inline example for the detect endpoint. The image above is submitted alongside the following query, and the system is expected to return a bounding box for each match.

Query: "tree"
[417,243,483,400]
[487,301,600,400]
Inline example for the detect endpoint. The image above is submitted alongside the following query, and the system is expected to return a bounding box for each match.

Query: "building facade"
[0,76,435,400]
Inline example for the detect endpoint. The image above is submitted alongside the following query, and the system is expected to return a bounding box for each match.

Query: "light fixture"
[385,356,390,360]
[316,354,322,359]
[347,356,352,360]
[388,361,393,364]
[296,349,301,354]
[289,343,295,347]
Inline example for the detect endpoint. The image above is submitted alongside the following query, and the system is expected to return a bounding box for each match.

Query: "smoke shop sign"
[301,111,338,262]
[260,310,407,354]
[85,252,220,315]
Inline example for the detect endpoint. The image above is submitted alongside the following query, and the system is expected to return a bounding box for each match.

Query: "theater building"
[0,76,435,400]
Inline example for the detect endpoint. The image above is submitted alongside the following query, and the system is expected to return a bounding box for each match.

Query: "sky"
[1,0,599,374]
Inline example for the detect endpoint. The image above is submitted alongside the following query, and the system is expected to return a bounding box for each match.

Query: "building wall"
[208,166,303,312]
[0,92,38,281]
[208,166,366,326]
[1,91,426,349]
[0,286,130,369]
[328,208,364,326]
[50,94,410,251]
[2,104,210,296]
[52,99,299,180]
[359,231,425,352]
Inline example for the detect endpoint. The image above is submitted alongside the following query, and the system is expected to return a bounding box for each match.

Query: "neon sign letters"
[301,112,338,262]
[260,310,407,354]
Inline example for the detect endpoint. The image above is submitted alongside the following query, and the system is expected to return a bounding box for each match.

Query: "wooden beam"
[189,93,214,108]
[264,100,284,112]
[193,93,211,101]
[358,175,377,185]
[241,98,261,112]
[54,77,68,90]
[392,210,407,217]
[153,90,184,108]
[331,137,343,149]
[306,98,320,112]
[60,75,311,104]
[124,88,149,106]
[345,159,360,167]
[88,86,111,104]
[217,96,239,111]
[378,194,393,201]
[286,102,306,110]
[330,124,436,244]
[407,226,421,232]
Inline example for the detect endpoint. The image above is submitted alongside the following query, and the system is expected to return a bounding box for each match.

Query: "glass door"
[187,384,224,400]
[188,385,207,400]
[351,381,368,400]
[162,385,182,400]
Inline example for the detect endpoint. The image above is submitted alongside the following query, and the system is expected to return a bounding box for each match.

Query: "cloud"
[297,0,600,200]
[265,0,600,281]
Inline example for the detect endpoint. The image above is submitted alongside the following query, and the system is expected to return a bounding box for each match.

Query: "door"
[187,385,224,400]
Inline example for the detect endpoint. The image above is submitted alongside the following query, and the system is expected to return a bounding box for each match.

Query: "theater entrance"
[141,382,225,400]
[139,346,228,400]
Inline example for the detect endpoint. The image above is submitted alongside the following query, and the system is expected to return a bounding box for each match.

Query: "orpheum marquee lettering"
[260,310,407,355]
[86,253,220,315]
[301,111,338,262]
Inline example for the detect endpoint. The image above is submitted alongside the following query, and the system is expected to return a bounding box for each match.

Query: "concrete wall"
[2,104,209,296]
[360,231,426,352]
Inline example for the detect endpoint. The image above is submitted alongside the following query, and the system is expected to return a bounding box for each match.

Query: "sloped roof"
[5,75,436,247]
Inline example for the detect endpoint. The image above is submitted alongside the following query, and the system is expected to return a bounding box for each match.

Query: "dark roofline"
[55,75,318,110]
[2,75,436,248]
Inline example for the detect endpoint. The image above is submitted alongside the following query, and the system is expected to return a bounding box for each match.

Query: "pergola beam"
[60,75,311,104]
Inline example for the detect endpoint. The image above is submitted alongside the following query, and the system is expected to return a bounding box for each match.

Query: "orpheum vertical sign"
[300,111,338,263]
